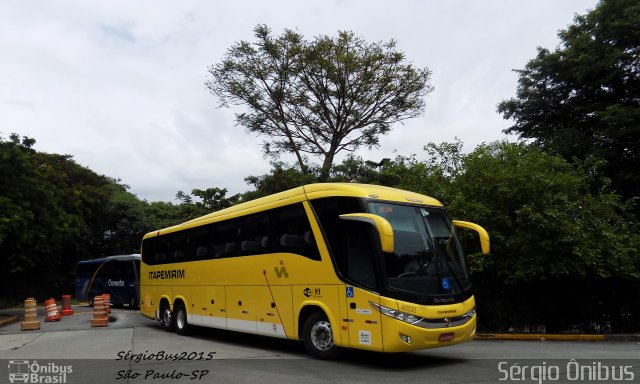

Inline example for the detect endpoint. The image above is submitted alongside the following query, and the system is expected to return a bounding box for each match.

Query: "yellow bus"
[140,183,489,358]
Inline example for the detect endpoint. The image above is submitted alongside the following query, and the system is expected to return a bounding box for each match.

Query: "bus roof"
[77,254,141,264]
[143,183,442,239]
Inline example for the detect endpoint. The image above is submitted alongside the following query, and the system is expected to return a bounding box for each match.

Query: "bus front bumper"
[381,314,477,352]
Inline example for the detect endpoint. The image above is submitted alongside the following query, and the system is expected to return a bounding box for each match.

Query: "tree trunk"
[294,149,308,175]
[318,151,335,182]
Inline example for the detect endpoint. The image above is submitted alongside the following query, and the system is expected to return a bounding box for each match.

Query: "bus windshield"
[367,202,471,304]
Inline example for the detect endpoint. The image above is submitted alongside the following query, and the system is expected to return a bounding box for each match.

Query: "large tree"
[0,134,187,303]
[0,134,114,301]
[207,25,433,181]
[497,0,640,201]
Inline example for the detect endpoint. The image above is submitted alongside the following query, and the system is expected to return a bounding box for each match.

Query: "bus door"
[341,223,383,351]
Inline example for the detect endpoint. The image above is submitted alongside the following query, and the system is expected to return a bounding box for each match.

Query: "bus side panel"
[292,284,345,347]
[226,286,257,334]
[256,285,292,339]
[173,286,191,311]
[140,283,157,320]
[190,285,226,329]
[75,278,89,301]
[345,287,383,351]
[140,277,171,320]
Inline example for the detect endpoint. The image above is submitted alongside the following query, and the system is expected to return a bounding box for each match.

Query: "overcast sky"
[1,0,599,203]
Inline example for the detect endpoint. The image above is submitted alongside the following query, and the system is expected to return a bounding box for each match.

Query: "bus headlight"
[463,308,476,318]
[369,302,424,325]
[370,302,476,329]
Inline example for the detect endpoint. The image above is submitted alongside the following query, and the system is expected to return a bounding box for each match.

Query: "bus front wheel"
[160,303,173,331]
[174,303,189,336]
[302,312,340,359]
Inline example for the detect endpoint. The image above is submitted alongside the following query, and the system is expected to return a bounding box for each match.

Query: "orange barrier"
[21,298,41,331]
[61,294,74,316]
[91,296,108,327]
[102,293,111,315]
[44,298,61,322]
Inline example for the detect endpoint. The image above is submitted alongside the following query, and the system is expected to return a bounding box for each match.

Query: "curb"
[0,314,18,326]
[475,333,640,342]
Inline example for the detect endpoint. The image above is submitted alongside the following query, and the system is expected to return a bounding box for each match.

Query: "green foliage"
[0,135,113,301]
[175,188,241,220]
[384,140,640,332]
[101,181,152,255]
[454,142,638,281]
[242,162,318,201]
[329,155,380,183]
[0,134,187,303]
[207,25,433,181]
[498,0,640,201]
[192,188,240,212]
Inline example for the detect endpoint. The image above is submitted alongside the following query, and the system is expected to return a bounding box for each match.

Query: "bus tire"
[160,302,174,331]
[174,303,189,336]
[302,312,340,359]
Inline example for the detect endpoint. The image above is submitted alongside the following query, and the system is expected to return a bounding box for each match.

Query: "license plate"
[439,332,455,342]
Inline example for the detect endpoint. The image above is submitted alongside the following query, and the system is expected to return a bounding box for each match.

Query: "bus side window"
[188,227,212,260]
[168,233,187,263]
[142,237,157,265]
[273,204,320,260]
[155,253,166,264]
[211,221,238,258]
[238,214,269,256]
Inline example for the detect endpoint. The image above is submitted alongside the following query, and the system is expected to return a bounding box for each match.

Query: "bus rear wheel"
[174,303,189,336]
[302,312,340,359]
[160,302,173,331]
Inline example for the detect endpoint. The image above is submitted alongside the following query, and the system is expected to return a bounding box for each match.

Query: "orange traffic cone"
[44,298,61,322]
[61,294,74,316]
[21,298,41,331]
[91,296,108,327]
[102,294,111,315]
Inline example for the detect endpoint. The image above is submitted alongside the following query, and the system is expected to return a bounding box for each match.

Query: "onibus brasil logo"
[8,360,72,383]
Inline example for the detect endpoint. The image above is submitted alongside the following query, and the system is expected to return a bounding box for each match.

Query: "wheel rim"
[162,308,172,326]
[310,320,334,351]
[176,310,185,330]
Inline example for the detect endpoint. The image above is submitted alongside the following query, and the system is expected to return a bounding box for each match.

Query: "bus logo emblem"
[274,261,289,278]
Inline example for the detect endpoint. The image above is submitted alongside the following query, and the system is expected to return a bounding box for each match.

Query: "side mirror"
[339,213,394,253]
[453,220,490,255]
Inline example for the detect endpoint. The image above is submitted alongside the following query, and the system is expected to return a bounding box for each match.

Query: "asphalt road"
[0,306,638,384]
